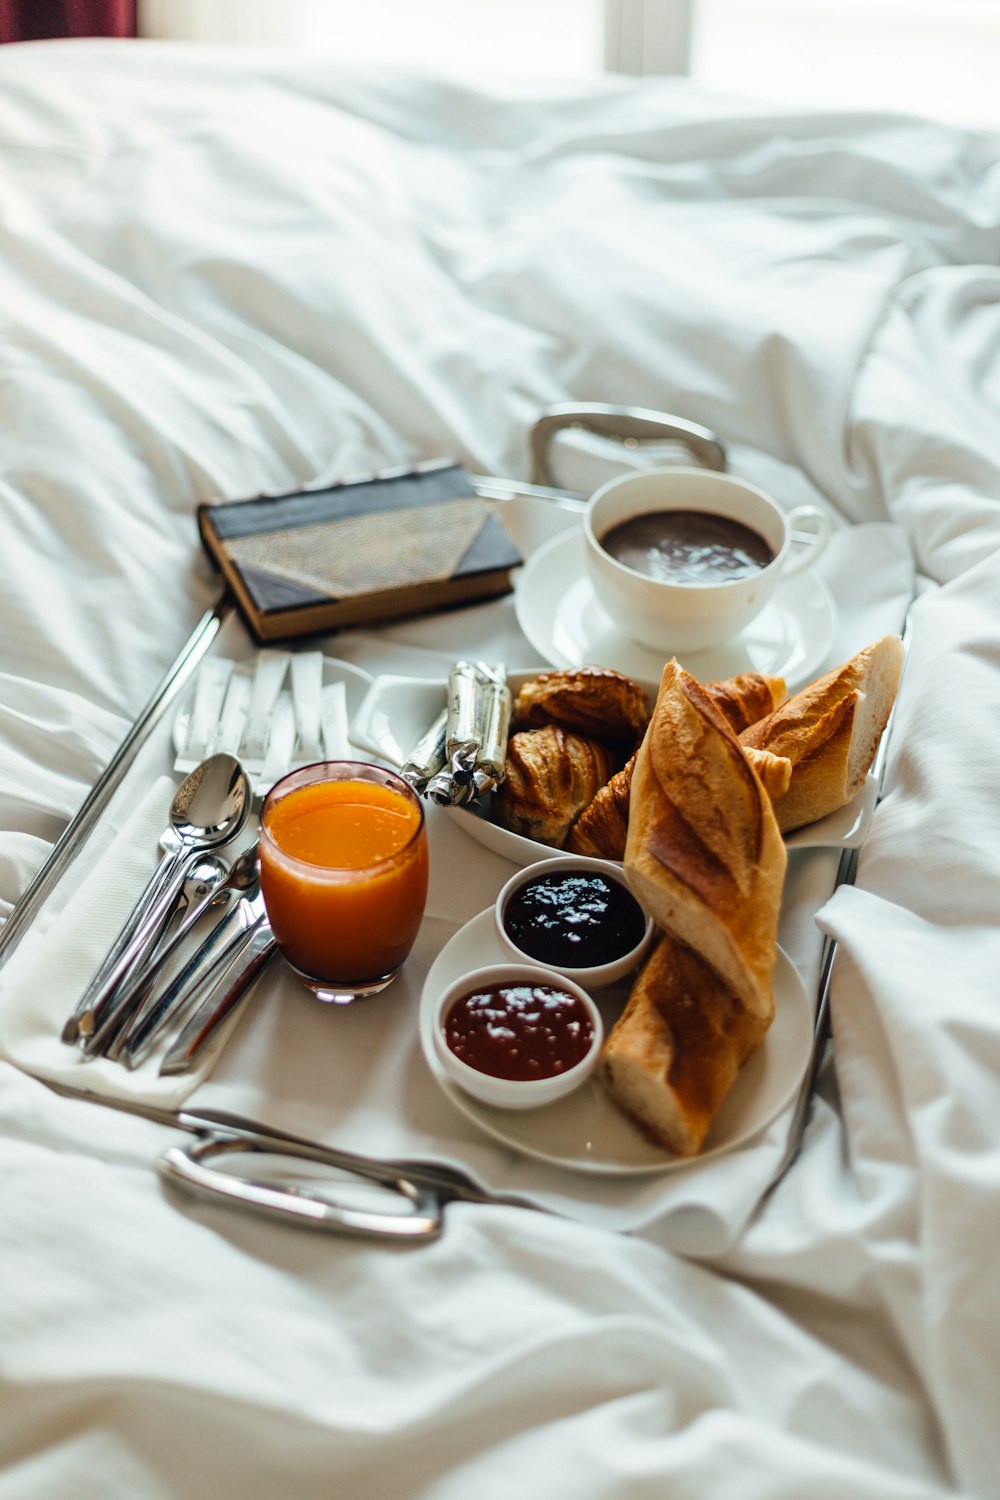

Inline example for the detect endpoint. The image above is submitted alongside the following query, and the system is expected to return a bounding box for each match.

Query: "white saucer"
[420,910,813,1177]
[515,529,837,693]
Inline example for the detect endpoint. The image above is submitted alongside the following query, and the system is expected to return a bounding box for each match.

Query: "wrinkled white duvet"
[1,38,999,1500]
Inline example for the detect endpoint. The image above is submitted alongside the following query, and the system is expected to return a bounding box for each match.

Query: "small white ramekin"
[432,963,603,1111]
[494,855,654,990]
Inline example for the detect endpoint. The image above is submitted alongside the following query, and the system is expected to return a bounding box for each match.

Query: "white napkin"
[0,777,246,1109]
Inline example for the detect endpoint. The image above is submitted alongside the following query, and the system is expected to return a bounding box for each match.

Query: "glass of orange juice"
[259,761,429,1005]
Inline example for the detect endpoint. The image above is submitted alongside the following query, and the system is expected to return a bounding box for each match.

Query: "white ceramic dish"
[584,465,831,655]
[515,528,838,695]
[350,670,879,867]
[431,962,604,1110]
[419,910,813,1176]
[494,856,654,989]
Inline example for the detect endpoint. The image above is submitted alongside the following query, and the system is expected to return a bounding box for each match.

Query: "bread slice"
[601,934,770,1155]
[739,634,904,832]
[623,660,787,1026]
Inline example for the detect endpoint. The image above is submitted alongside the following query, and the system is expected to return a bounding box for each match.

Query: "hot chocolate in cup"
[583,467,832,655]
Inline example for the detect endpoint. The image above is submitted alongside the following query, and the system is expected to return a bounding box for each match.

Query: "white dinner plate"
[515,528,837,694]
[420,910,813,1176]
[350,671,879,866]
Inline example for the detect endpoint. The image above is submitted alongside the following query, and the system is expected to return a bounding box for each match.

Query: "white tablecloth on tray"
[1,39,999,1500]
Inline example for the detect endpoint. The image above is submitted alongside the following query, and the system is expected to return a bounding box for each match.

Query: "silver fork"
[87,651,350,1069]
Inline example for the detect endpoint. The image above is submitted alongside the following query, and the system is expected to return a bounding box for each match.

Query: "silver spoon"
[114,844,263,1068]
[91,852,233,1062]
[62,754,251,1047]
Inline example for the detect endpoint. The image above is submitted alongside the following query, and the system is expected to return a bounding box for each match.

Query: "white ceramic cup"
[583,467,832,654]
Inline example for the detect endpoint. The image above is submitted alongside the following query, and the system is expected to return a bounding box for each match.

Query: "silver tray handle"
[158,1131,444,1241]
[529,402,727,487]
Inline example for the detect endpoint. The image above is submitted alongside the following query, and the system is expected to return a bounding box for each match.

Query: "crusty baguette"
[739,634,904,832]
[623,660,787,1025]
[601,933,771,1156]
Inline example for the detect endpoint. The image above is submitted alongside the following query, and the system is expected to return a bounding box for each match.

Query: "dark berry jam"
[503,871,645,969]
[443,981,594,1081]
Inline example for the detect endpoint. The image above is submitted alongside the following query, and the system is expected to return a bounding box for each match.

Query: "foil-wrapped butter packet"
[402,660,510,806]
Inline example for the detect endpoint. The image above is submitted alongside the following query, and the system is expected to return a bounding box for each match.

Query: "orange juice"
[259,764,428,992]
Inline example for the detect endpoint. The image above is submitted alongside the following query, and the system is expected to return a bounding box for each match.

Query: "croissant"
[701,671,786,734]
[494,726,617,849]
[510,667,649,748]
[739,635,904,832]
[566,754,637,861]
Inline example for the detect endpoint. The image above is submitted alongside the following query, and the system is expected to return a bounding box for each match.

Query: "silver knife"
[159,916,277,1076]
[118,888,265,1070]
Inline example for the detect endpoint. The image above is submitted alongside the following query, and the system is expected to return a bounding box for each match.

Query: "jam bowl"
[432,963,604,1110]
[494,855,654,990]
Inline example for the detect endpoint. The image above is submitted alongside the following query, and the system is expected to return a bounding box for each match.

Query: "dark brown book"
[197,460,523,642]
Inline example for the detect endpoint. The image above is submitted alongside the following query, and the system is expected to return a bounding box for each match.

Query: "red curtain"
[0,0,136,41]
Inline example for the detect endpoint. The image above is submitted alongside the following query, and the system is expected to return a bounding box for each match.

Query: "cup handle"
[782,505,832,577]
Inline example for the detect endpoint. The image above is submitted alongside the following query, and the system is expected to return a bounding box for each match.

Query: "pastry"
[566,754,637,861]
[510,667,648,748]
[494,726,617,849]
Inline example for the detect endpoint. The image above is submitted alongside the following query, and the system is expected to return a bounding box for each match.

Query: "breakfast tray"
[0,412,897,1251]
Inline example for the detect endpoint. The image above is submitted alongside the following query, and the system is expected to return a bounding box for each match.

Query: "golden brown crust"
[742,745,793,801]
[566,754,637,861]
[601,934,771,1155]
[623,659,786,1025]
[510,667,649,749]
[702,671,786,735]
[494,726,617,849]
[739,635,903,832]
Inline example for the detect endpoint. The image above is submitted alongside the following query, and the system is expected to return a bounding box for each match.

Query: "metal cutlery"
[62,753,251,1049]
[159,914,276,1076]
[81,852,232,1061]
[761,609,915,1197]
[115,846,264,1069]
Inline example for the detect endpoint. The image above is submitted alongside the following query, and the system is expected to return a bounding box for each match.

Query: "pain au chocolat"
[601,660,787,1155]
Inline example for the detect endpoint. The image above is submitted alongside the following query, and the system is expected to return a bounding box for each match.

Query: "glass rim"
[259,759,426,876]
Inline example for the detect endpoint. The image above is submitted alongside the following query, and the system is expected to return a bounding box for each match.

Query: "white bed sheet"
[1,38,999,1500]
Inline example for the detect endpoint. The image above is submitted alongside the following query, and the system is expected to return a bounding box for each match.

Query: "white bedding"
[2,38,999,1500]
